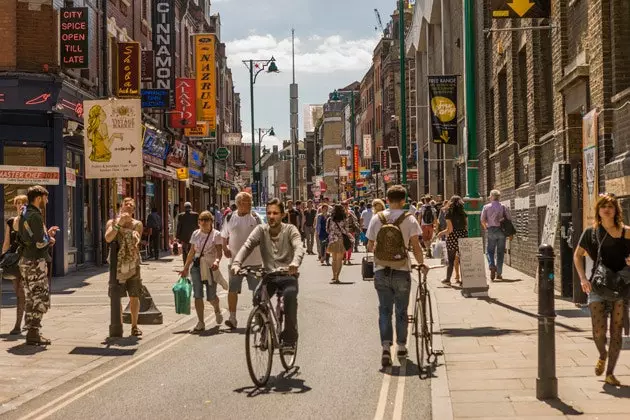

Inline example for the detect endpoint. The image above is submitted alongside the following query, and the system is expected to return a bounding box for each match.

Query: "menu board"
[458,237,489,295]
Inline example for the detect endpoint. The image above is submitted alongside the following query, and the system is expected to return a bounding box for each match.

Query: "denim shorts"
[228,265,261,293]
[587,290,624,305]
[190,265,217,301]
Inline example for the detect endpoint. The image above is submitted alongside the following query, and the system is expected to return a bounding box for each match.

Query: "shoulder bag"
[335,220,353,251]
[192,231,212,268]
[500,206,517,237]
[589,228,630,300]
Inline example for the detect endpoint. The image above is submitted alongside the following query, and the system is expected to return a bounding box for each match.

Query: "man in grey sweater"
[232,198,305,347]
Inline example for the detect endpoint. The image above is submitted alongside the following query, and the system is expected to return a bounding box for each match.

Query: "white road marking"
[19,312,222,420]
[392,302,414,420]
[373,366,392,420]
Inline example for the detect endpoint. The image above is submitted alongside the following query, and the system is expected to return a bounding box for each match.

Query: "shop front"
[166,139,187,240]
[188,146,207,211]
[142,126,171,249]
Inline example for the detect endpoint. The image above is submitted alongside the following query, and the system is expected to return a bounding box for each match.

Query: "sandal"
[605,374,621,386]
[131,326,143,337]
[595,358,606,376]
[330,279,340,284]
[441,279,451,286]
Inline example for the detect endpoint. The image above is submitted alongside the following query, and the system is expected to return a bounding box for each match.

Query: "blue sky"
[213,0,396,148]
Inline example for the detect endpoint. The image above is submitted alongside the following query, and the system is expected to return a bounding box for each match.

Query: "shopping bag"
[359,231,367,243]
[172,277,192,315]
[432,240,449,265]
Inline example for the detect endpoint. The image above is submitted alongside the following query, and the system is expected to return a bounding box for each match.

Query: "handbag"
[589,228,630,300]
[500,206,517,237]
[335,221,352,251]
[192,231,211,268]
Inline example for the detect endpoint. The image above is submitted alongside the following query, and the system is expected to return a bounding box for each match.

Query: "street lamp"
[257,126,275,205]
[243,57,279,206]
[331,88,359,200]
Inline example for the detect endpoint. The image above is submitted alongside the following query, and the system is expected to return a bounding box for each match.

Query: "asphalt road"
[5,252,431,420]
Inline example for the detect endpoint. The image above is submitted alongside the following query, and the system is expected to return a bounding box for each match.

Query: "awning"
[147,165,173,179]
[192,181,209,190]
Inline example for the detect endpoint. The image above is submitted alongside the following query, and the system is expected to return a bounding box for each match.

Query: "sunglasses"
[599,192,616,198]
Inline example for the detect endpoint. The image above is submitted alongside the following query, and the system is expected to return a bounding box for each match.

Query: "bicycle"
[238,267,299,387]
[410,264,443,377]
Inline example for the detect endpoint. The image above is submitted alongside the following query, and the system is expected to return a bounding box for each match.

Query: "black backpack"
[422,206,435,224]
[226,211,261,225]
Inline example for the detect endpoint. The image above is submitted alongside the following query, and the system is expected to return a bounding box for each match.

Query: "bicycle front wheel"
[424,290,437,365]
[414,284,425,375]
[245,306,274,387]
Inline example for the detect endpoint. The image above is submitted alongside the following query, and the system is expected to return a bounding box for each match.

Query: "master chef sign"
[0,166,60,185]
[83,99,144,179]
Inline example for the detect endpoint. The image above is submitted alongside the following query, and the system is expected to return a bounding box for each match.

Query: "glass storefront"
[3,146,46,220]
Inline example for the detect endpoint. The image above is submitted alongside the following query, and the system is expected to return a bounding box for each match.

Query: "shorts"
[191,265,218,301]
[587,290,624,305]
[109,276,143,298]
[229,265,261,293]
[421,225,434,243]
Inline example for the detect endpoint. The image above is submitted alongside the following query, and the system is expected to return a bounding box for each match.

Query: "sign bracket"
[483,25,555,34]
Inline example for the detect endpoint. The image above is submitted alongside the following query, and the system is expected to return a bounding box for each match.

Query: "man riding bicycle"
[231,198,305,349]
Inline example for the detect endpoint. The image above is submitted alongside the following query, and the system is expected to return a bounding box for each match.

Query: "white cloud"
[240,132,284,149]
[226,33,379,74]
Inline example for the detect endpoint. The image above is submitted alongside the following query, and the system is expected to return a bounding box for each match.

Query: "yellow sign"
[508,0,535,17]
[185,122,209,137]
[194,34,216,132]
[176,167,189,180]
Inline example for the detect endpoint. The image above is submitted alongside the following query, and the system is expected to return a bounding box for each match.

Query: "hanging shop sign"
[185,122,209,137]
[188,148,204,181]
[491,0,550,19]
[116,42,141,98]
[146,181,155,197]
[59,7,89,69]
[83,99,143,179]
[380,149,390,170]
[142,126,170,165]
[194,34,217,134]
[428,75,458,145]
[65,167,77,187]
[223,133,242,146]
[353,145,360,182]
[362,134,372,159]
[152,0,175,102]
[176,167,189,180]
[141,89,170,108]
[170,78,196,128]
[141,50,154,82]
[166,139,187,168]
[0,165,60,185]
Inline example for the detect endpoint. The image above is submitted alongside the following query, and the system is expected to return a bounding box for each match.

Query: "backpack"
[374,212,412,269]
[226,211,261,225]
[421,205,435,225]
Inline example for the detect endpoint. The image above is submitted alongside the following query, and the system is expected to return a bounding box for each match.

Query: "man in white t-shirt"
[221,192,262,329]
[367,185,428,368]
[360,203,373,246]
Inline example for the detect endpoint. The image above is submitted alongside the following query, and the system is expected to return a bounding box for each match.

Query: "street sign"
[336,149,350,156]
[215,147,230,160]
[280,183,288,193]
[491,0,550,19]
[380,149,390,170]
[407,170,418,181]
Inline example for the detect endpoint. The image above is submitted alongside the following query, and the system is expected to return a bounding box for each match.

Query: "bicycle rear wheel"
[245,306,274,387]
[280,339,298,370]
[414,284,425,375]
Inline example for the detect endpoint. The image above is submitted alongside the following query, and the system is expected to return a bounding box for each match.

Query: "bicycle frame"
[255,278,285,350]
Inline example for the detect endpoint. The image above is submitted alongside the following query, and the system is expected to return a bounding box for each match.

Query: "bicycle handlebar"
[237,267,295,277]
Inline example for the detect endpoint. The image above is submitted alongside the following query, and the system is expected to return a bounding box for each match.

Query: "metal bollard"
[109,240,123,338]
[536,244,557,400]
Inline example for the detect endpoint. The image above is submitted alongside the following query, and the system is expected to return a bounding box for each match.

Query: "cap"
[184,202,192,209]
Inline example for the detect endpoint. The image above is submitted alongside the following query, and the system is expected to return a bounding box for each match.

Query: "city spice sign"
[59,7,89,69]
[152,0,175,101]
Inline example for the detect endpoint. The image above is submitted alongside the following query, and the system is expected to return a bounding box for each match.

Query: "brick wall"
[0,0,17,70]
[16,0,57,72]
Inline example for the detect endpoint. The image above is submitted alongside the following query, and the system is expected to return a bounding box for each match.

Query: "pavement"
[427,259,630,420]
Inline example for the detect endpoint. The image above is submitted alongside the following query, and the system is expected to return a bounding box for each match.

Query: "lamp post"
[243,57,279,207]
[331,88,358,200]
[257,126,275,205]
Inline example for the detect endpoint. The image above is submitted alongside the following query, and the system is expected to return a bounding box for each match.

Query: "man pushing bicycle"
[231,198,305,349]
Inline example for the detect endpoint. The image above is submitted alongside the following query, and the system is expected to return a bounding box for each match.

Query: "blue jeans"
[486,227,507,275]
[374,268,412,346]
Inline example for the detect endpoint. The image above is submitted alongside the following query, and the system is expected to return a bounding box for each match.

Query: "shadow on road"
[490,278,523,283]
[7,344,47,355]
[233,369,312,396]
[101,336,140,347]
[330,282,355,285]
[380,358,422,378]
[441,327,525,337]
[0,333,24,342]
[602,383,630,398]
[69,346,137,356]
[543,398,583,415]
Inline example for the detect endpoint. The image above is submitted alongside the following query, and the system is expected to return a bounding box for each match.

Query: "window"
[498,69,508,144]
[142,0,149,20]
[611,0,630,95]
[516,48,529,147]
[487,88,495,152]
[540,29,554,132]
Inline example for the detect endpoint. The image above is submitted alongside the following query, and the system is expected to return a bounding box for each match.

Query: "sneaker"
[441,279,451,286]
[490,265,497,281]
[191,321,205,333]
[215,310,224,325]
[25,330,51,346]
[397,345,408,358]
[225,316,238,329]
[381,349,392,367]
[496,274,503,280]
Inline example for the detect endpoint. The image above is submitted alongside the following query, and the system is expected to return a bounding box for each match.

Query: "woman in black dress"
[1,195,27,334]
[573,193,630,386]
[437,196,468,286]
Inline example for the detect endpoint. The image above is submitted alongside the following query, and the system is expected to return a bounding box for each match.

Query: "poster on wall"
[583,109,598,228]
[428,75,458,145]
[223,133,242,146]
[194,34,217,133]
[540,162,560,246]
[83,99,144,179]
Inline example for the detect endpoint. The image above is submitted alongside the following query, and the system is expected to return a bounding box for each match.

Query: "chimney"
[283,140,291,149]
[273,145,278,155]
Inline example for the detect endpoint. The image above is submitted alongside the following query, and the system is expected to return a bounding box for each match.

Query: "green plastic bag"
[173,277,192,315]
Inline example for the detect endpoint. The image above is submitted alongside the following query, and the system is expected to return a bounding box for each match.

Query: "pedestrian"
[438,196,468,286]
[352,203,361,252]
[480,189,511,281]
[342,201,360,263]
[221,192,262,329]
[366,185,427,367]
[360,203,374,247]
[573,193,630,386]
[372,198,386,214]
[176,202,199,265]
[104,197,145,337]
[316,203,331,265]
[180,211,225,333]
[214,205,223,231]
[418,196,437,257]
[409,201,418,215]
[146,207,162,260]
[2,194,27,335]
[303,200,317,255]
[286,200,300,229]
[17,186,58,345]
[326,204,354,283]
